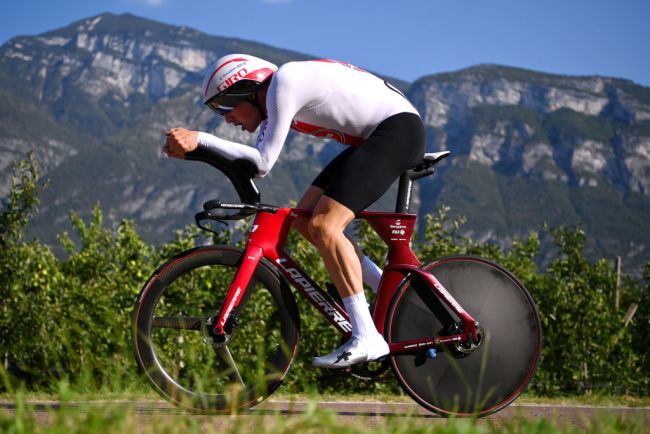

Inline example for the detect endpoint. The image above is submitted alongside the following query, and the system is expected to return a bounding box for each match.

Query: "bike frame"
[210,206,479,356]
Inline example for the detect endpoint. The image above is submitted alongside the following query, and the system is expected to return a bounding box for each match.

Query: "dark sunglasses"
[206,98,236,116]
[205,81,260,116]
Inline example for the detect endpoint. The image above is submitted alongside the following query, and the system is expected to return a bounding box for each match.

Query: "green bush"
[532,226,642,394]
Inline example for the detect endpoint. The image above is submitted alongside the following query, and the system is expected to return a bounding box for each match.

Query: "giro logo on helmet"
[216,68,249,93]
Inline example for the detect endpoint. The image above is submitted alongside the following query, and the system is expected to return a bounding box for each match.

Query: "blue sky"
[1,0,649,86]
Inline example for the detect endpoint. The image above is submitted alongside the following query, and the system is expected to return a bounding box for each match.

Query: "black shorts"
[311,112,425,214]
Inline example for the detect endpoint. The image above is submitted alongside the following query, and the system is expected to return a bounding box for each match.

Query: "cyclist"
[164,54,425,368]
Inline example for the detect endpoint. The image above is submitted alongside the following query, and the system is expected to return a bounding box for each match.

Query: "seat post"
[394,151,449,214]
[395,172,414,213]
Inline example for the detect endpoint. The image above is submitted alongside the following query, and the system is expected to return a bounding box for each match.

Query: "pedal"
[350,358,390,381]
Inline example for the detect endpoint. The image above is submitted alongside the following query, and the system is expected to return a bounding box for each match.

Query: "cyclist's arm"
[196,130,271,175]
[197,120,291,178]
[247,72,299,176]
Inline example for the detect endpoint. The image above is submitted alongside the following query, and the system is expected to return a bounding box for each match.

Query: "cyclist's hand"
[164,127,199,159]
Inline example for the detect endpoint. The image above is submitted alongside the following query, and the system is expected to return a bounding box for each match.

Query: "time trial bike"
[132,147,542,417]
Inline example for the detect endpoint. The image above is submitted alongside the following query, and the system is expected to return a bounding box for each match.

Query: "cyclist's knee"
[307,214,341,247]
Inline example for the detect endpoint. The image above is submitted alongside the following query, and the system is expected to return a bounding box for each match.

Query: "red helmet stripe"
[204,57,249,97]
[242,68,275,82]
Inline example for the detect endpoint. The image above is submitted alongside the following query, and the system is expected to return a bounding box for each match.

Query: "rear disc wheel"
[386,256,541,417]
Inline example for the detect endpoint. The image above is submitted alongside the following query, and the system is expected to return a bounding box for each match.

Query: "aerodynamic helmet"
[202,53,277,115]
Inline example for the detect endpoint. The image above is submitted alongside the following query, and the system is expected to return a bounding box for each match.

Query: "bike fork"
[210,245,264,338]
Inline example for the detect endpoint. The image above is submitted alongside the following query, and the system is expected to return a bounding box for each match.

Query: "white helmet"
[202,53,277,115]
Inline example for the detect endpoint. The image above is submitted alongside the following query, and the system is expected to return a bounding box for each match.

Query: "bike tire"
[132,246,300,412]
[386,256,541,417]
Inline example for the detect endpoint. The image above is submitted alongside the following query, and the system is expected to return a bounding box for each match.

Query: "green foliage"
[532,226,642,394]
[0,153,61,387]
[417,206,475,258]
[2,154,649,398]
[628,262,650,390]
[0,152,45,244]
[47,207,154,390]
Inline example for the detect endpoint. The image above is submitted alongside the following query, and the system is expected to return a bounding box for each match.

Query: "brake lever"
[195,211,227,236]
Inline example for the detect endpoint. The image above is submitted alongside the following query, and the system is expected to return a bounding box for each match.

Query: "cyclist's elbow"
[256,161,271,177]
[256,156,274,177]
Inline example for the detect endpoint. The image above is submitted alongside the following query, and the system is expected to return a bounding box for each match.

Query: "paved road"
[260,400,649,430]
[3,399,649,431]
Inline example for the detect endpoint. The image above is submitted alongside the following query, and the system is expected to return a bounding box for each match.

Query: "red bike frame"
[211,206,479,355]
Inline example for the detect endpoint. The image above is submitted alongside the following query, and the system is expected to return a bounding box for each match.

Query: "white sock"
[361,255,382,293]
[343,292,388,358]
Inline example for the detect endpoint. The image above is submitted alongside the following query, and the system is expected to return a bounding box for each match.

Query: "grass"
[4,350,648,434]
[1,390,647,434]
[1,372,647,433]
[516,393,650,408]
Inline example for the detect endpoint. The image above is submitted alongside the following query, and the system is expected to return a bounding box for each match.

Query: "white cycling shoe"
[312,336,390,369]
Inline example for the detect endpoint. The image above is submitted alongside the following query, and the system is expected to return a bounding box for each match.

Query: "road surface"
[2,399,649,431]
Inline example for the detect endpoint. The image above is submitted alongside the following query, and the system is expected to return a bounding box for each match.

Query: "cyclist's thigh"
[300,145,354,213]
[296,185,325,210]
[325,112,425,214]
[311,146,355,191]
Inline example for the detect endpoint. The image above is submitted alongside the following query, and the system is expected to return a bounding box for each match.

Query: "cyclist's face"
[224,100,262,133]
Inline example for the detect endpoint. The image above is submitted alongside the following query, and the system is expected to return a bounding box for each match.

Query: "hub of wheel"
[452,324,485,356]
[202,314,231,348]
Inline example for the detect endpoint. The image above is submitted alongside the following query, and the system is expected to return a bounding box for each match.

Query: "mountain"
[409,66,650,269]
[1,13,649,272]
